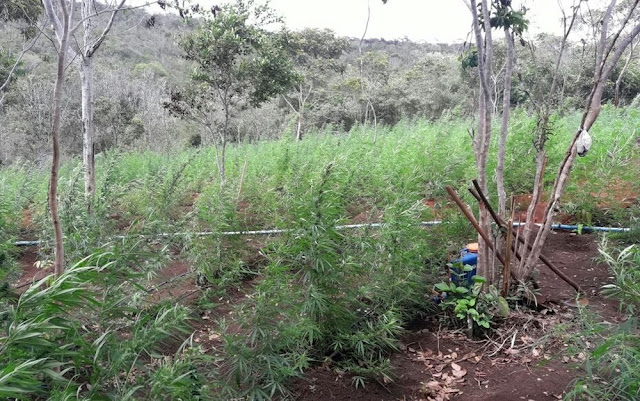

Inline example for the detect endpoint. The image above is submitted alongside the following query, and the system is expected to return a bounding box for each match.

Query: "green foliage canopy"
[0,0,42,24]
[177,0,299,109]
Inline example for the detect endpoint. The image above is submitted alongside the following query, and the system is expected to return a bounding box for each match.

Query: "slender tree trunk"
[80,58,96,199]
[469,0,495,282]
[48,0,73,277]
[220,135,227,187]
[296,85,304,141]
[77,0,126,202]
[220,103,229,187]
[497,28,515,217]
[516,149,545,276]
[296,103,304,141]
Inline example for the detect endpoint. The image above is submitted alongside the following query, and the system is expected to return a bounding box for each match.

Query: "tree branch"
[42,0,65,42]
[85,0,127,57]
[0,23,44,94]
[595,0,618,75]
[70,0,158,34]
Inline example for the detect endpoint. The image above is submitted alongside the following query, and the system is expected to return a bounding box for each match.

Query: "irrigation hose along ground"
[12,220,630,247]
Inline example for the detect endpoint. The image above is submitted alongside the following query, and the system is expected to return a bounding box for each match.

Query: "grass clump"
[566,240,640,400]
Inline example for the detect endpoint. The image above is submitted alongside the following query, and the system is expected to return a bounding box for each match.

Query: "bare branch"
[281,94,298,114]
[600,0,640,78]
[42,0,64,42]
[70,1,158,34]
[596,0,618,74]
[469,0,491,104]
[0,23,44,94]
[549,0,583,109]
[85,0,126,57]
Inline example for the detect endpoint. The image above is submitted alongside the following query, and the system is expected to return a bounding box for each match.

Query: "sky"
[139,0,609,43]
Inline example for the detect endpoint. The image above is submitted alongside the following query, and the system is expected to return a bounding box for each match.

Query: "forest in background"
[2,2,640,166]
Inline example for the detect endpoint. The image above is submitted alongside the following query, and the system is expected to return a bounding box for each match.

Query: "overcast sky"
[267,0,562,43]
[140,0,607,43]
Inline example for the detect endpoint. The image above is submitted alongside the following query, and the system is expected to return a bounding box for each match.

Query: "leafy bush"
[435,272,509,337]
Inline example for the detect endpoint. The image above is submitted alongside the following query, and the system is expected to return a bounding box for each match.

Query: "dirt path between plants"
[290,231,621,401]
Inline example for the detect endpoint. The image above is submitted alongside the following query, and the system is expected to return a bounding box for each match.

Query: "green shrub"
[567,242,640,400]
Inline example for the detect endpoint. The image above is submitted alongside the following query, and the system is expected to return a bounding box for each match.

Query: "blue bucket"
[450,249,478,286]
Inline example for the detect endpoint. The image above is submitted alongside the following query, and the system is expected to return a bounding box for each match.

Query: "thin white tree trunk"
[80,58,96,198]
[296,115,303,141]
[497,28,515,217]
[296,89,304,141]
[78,0,126,201]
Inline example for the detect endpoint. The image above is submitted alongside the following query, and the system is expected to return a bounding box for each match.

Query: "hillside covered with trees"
[2,1,639,165]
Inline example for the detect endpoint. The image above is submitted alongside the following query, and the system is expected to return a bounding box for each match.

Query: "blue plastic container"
[450,249,478,286]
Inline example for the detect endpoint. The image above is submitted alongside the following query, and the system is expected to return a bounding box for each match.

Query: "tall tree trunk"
[220,103,229,187]
[497,28,515,217]
[296,85,304,141]
[469,0,495,282]
[81,0,96,201]
[78,0,126,202]
[220,135,227,187]
[296,103,303,141]
[80,58,96,199]
[48,0,73,277]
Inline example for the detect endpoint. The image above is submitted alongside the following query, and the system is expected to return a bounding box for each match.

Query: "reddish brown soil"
[590,179,638,210]
[147,260,198,304]
[289,232,620,401]
[512,194,573,224]
[13,249,51,292]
